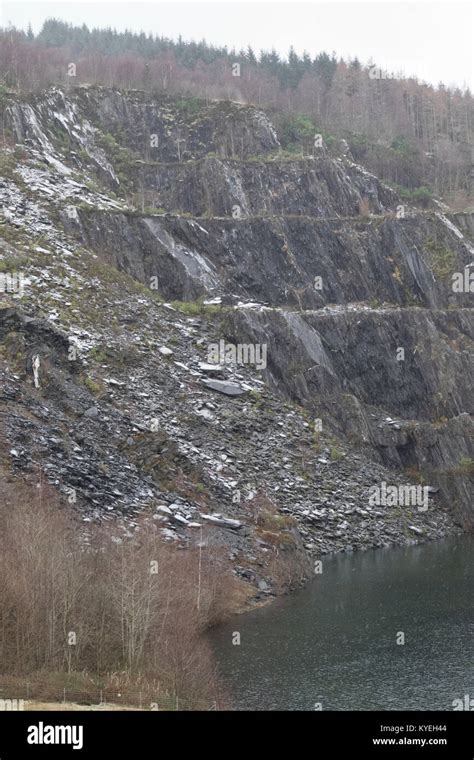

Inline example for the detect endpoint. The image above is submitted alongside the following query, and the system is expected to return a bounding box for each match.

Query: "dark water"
[210,536,474,710]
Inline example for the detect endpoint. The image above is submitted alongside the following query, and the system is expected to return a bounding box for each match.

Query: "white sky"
[1,0,472,90]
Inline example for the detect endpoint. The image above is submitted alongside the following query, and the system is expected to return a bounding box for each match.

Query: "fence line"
[0,676,218,711]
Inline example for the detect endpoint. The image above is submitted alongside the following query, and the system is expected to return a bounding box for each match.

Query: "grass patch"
[425,238,457,282]
[83,375,105,397]
[389,183,433,207]
[0,255,30,272]
[0,152,19,179]
[330,445,344,461]
[95,132,140,190]
[170,299,223,316]
[454,457,474,476]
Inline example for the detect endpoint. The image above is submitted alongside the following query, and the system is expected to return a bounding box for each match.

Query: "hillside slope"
[0,86,472,597]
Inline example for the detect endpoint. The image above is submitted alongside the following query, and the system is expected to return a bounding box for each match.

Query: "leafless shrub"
[0,476,236,706]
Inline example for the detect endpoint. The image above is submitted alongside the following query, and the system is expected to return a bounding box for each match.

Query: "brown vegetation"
[248,492,310,593]
[0,475,238,708]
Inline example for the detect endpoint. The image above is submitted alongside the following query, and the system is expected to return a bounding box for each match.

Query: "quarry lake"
[210,536,474,710]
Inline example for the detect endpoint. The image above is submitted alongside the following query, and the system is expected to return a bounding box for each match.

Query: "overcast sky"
[1,0,472,90]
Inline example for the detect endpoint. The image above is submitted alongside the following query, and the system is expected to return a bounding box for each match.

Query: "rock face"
[132,155,398,217]
[223,306,473,526]
[0,85,472,595]
[63,207,473,309]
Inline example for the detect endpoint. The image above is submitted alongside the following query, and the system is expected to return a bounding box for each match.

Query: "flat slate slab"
[201,378,246,396]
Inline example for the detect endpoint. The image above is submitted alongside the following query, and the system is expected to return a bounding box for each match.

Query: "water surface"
[210,536,474,710]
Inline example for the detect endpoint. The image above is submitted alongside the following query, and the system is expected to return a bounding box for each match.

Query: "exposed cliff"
[0,86,472,598]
